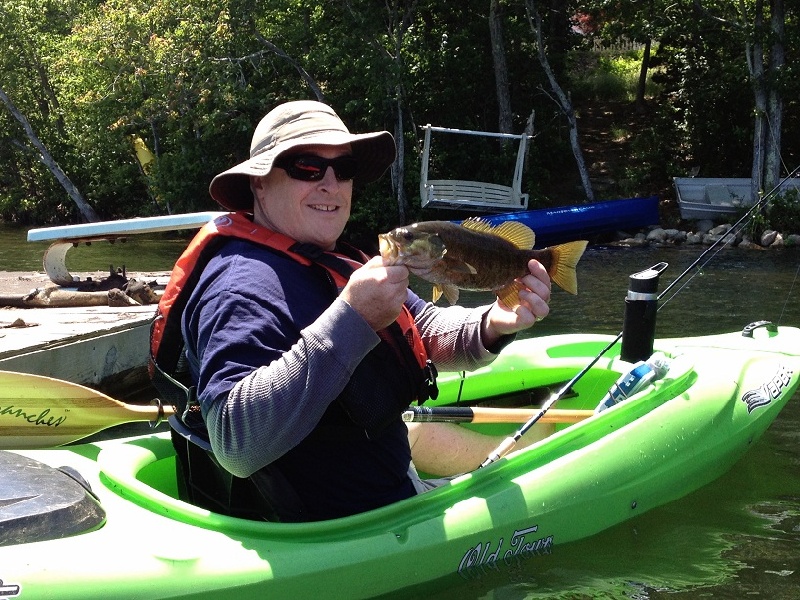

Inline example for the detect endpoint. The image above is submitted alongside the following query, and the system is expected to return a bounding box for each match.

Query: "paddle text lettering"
[0,404,67,427]
[457,524,553,578]
[741,364,794,413]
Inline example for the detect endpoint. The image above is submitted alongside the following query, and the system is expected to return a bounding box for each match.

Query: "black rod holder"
[621,262,668,363]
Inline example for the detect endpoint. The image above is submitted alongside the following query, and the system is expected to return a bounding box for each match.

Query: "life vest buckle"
[420,359,439,402]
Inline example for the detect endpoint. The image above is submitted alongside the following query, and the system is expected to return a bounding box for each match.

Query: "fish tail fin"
[545,240,588,295]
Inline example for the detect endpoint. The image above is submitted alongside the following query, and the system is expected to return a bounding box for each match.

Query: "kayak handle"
[742,320,777,338]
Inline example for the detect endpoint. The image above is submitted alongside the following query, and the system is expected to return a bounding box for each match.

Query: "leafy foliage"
[0,0,798,236]
[767,189,800,233]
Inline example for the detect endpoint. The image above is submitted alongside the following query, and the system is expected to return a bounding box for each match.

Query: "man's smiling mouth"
[310,204,338,212]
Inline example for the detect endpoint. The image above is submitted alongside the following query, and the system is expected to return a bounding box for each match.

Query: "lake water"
[2,223,799,599]
[0,223,191,273]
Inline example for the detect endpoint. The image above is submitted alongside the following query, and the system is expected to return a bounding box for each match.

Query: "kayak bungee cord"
[479,165,800,468]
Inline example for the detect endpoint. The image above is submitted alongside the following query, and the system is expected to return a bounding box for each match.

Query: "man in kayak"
[154,100,552,522]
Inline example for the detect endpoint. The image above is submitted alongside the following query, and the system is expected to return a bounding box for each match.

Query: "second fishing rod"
[479,165,800,468]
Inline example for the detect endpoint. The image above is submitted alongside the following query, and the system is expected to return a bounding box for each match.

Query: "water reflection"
[428,245,800,339]
[3,221,798,339]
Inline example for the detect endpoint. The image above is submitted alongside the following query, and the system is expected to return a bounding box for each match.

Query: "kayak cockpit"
[0,451,105,546]
[96,346,690,531]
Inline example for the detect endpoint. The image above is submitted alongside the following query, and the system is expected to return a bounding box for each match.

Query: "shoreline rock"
[610,221,799,250]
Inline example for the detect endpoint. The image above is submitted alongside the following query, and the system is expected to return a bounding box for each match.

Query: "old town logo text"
[741,364,794,413]
[458,525,553,577]
[0,578,21,597]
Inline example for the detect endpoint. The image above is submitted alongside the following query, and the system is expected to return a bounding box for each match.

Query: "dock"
[0,271,165,399]
[0,212,223,398]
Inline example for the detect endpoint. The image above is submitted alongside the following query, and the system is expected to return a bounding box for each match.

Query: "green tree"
[55,0,276,217]
[0,0,96,223]
[4,0,794,231]
[694,0,788,195]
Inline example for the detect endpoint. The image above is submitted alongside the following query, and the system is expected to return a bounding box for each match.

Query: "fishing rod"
[658,163,800,307]
[479,166,800,468]
[478,334,622,467]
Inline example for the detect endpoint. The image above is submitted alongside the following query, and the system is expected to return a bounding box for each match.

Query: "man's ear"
[250,175,265,194]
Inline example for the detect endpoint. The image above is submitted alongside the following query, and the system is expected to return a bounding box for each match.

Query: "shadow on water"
[416,245,800,340]
[0,223,189,272]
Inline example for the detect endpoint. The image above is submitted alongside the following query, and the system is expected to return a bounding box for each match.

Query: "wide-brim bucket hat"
[209,100,396,211]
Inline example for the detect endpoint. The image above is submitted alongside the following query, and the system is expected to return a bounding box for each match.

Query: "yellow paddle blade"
[0,370,174,449]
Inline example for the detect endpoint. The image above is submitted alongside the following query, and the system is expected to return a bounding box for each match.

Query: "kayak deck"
[1,325,798,599]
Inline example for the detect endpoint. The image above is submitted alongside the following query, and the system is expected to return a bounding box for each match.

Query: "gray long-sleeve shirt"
[183,240,505,478]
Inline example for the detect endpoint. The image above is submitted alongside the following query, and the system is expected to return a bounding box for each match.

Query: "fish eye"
[403,231,415,241]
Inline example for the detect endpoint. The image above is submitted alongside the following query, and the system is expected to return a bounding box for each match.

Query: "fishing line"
[657,163,800,307]
[455,371,466,405]
[778,263,800,325]
[656,232,732,311]
[479,163,800,468]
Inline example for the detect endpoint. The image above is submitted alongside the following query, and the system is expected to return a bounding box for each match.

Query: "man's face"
[252,143,354,250]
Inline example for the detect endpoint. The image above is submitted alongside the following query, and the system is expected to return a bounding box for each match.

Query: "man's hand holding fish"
[479,257,551,347]
[379,217,588,348]
[340,255,411,331]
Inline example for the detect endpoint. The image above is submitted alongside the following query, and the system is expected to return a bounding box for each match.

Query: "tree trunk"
[526,0,595,202]
[635,39,652,113]
[255,33,325,102]
[0,87,100,223]
[750,78,767,199]
[748,0,767,200]
[393,90,408,224]
[489,0,512,133]
[764,0,784,191]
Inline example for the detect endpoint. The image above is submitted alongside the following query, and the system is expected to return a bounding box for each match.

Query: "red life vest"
[149,212,436,418]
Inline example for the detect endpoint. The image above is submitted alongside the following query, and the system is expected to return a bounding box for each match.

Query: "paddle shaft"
[0,370,173,449]
[403,405,592,424]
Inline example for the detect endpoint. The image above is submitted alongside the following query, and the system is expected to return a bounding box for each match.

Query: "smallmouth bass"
[379,218,588,308]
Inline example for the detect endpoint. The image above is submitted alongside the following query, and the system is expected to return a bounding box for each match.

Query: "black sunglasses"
[273,154,358,182]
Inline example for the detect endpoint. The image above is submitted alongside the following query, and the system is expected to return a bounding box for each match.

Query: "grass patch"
[569,50,661,102]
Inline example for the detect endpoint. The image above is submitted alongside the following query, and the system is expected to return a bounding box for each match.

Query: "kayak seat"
[169,415,305,522]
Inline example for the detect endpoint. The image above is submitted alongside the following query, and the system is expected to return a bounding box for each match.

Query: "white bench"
[419,125,531,212]
[422,179,529,211]
[27,212,225,285]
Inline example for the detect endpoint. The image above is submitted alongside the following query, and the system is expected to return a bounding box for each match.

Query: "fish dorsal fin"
[461,217,535,250]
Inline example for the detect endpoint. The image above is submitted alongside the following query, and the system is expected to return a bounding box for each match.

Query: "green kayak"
[1,322,798,599]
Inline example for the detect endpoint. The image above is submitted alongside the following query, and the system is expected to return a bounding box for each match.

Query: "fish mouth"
[379,229,448,266]
[378,233,400,262]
